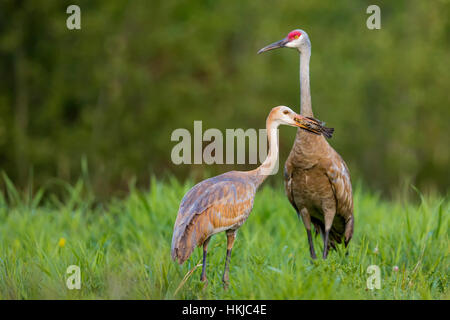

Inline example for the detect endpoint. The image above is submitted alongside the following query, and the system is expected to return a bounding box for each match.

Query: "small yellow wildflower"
[58,237,66,248]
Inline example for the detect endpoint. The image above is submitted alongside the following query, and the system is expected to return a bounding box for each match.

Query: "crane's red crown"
[287,30,302,41]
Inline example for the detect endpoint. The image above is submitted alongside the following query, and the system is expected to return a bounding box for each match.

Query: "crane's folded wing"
[172,172,256,249]
[324,153,354,218]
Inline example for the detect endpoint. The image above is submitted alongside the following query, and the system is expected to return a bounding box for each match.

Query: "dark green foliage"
[0,1,448,196]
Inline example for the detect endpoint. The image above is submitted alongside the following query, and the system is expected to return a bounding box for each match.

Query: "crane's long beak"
[257,38,289,54]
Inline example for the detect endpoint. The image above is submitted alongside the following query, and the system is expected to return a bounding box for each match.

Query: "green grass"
[0,175,448,299]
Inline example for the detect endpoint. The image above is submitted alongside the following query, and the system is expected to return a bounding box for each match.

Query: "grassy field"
[0,174,448,300]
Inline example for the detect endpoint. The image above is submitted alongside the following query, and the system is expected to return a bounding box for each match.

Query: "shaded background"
[0,0,448,198]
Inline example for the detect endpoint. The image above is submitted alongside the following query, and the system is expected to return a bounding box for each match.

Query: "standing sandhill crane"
[258,29,354,259]
[171,106,333,287]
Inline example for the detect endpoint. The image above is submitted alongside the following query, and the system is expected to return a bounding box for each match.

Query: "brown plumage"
[284,133,354,257]
[171,106,333,286]
[259,29,354,259]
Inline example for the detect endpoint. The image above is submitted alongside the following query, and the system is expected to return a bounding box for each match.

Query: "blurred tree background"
[0,0,448,198]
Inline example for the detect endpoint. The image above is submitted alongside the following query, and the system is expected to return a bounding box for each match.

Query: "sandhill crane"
[258,29,354,259]
[171,106,333,287]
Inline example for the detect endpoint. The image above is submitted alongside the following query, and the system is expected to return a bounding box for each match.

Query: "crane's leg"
[200,236,211,283]
[298,208,317,259]
[322,205,336,259]
[222,230,236,289]
[322,229,330,259]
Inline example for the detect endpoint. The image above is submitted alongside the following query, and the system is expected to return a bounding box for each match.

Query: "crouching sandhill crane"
[171,106,333,287]
[258,29,354,259]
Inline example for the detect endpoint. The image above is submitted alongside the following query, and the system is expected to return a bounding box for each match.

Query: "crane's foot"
[200,278,208,290]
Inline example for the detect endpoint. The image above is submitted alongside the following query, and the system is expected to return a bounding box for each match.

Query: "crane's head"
[269,106,306,128]
[269,106,333,138]
[257,29,311,54]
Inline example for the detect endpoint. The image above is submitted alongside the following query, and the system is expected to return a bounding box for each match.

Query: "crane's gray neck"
[254,120,279,186]
[299,48,313,117]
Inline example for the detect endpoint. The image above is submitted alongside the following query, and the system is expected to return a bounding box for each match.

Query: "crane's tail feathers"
[311,218,323,237]
[171,238,195,265]
[171,216,208,265]
[311,216,347,250]
[171,231,196,265]
[344,215,354,247]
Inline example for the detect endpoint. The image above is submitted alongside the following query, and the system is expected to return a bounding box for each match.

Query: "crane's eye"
[283,110,289,115]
